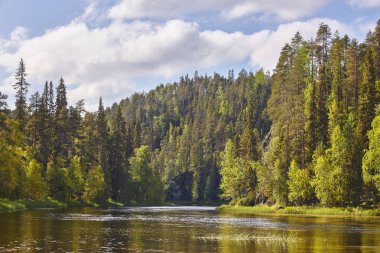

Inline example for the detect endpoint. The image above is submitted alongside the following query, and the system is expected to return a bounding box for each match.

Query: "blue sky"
[0,0,379,110]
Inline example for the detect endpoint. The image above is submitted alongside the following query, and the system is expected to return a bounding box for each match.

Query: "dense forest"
[0,21,379,207]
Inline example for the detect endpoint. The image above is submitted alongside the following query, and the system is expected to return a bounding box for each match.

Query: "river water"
[0,206,379,252]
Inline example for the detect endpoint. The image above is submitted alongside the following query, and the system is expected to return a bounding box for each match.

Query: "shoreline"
[2,199,380,218]
[217,204,380,217]
[0,199,224,212]
[0,198,124,212]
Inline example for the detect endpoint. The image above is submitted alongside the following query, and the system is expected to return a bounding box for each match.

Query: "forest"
[0,21,379,207]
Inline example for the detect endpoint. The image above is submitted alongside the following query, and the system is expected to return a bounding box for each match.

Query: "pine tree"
[315,23,332,146]
[54,78,70,159]
[344,39,359,111]
[13,59,30,128]
[357,47,376,144]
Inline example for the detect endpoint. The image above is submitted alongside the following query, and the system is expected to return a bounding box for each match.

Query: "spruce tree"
[109,107,128,201]
[13,58,30,128]
[54,77,70,158]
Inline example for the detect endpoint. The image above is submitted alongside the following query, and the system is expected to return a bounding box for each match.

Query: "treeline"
[0,59,271,203]
[219,22,380,206]
[0,21,379,207]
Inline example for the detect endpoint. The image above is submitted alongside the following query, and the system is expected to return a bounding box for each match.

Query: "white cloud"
[221,0,327,21]
[249,18,352,70]
[0,14,351,110]
[348,0,380,7]
[108,0,327,21]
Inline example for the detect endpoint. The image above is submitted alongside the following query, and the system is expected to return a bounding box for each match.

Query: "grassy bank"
[0,198,123,212]
[217,204,380,217]
[0,198,224,212]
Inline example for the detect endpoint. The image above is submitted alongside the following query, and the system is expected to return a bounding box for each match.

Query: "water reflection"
[0,207,379,252]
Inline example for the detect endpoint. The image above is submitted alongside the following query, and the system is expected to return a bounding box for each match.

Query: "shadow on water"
[0,206,379,252]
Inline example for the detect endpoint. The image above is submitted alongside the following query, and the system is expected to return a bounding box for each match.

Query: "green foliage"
[129,146,164,202]
[312,127,351,206]
[362,107,380,198]
[287,160,313,205]
[218,205,380,217]
[220,140,256,204]
[0,139,20,197]
[1,21,380,208]
[272,159,288,205]
[46,157,70,201]
[22,159,47,200]
[83,165,106,201]
[66,156,84,200]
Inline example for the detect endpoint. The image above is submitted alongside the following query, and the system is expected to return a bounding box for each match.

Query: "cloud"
[108,0,327,21]
[249,18,352,70]
[0,13,351,111]
[348,0,380,8]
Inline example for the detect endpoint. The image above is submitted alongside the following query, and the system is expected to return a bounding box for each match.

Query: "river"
[0,206,379,252]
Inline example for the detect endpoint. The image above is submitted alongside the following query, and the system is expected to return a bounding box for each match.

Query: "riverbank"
[4,198,379,217]
[217,204,380,217]
[0,198,224,212]
[0,198,123,212]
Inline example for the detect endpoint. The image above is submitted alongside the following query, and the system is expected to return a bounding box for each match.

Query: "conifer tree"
[315,23,332,146]
[95,97,111,197]
[13,58,30,128]
[357,47,376,144]
[109,107,128,201]
[54,78,70,158]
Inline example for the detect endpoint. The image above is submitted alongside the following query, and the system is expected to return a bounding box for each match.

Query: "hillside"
[0,21,379,206]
